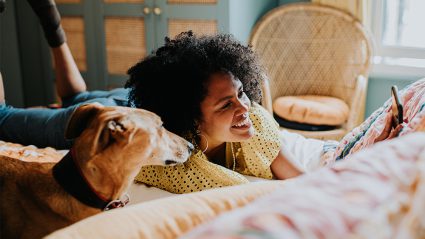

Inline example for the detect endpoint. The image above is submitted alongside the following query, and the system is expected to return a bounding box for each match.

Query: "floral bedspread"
[0,140,64,163]
[182,132,425,239]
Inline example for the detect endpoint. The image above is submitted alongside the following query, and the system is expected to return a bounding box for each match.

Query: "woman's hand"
[374,113,404,143]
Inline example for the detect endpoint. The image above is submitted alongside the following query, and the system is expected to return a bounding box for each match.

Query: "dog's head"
[65,103,193,198]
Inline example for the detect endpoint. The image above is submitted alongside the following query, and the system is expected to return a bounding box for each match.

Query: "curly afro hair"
[125,31,265,139]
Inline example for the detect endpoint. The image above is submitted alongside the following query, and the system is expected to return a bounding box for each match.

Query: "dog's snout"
[187,142,194,154]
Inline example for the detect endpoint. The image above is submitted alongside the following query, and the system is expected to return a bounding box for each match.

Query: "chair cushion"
[273,95,349,126]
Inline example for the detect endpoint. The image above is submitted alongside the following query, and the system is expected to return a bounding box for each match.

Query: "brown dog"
[0,103,193,239]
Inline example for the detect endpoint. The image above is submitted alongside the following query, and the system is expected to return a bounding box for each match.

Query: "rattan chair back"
[250,3,372,108]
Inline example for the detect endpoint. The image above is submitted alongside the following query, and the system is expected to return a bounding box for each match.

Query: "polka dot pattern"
[134,103,282,193]
[134,151,248,194]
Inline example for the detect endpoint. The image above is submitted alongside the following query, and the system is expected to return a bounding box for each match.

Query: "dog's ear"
[65,103,104,139]
[97,116,137,152]
[107,117,135,142]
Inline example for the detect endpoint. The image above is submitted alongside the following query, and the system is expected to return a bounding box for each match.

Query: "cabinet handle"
[153,7,162,15]
[143,7,151,15]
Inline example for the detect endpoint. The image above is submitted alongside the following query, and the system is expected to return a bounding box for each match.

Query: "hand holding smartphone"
[391,85,403,128]
[374,86,404,143]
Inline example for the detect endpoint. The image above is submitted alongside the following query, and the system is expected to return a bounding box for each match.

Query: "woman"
[125,32,401,193]
[125,32,305,193]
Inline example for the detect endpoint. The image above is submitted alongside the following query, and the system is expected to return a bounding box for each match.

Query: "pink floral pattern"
[182,133,425,239]
[333,78,425,161]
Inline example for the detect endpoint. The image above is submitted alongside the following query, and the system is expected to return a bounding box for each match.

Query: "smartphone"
[391,85,403,128]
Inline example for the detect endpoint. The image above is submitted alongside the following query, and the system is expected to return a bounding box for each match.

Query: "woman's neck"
[204,142,227,167]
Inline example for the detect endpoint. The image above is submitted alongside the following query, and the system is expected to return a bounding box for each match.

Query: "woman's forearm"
[271,148,303,180]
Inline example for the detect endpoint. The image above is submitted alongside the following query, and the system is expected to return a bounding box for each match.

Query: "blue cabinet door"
[153,0,276,46]
[94,0,155,88]
[55,0,155,89]
[154,0,225,48]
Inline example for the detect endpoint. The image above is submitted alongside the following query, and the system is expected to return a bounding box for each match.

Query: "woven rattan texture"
[61,17,87,71]
[168,19,217,38]
[168,0,216,4]
[104,17,146,75]
[250,4,371,105]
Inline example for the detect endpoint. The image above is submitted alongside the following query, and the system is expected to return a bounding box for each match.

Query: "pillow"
[45,181,285,239]
[412,111,425,132]
[273,95,349,126]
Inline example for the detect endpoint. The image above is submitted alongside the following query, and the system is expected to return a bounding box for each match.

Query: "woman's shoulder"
[249,102,279,132]
[250,102,268,114]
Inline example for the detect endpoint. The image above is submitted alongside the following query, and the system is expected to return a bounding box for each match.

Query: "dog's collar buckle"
[104,193,130,211]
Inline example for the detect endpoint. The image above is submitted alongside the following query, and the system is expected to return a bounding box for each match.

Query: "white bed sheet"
[128,176,269,204]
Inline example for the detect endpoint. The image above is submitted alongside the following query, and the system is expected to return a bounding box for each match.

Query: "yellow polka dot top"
[134,103,282,194]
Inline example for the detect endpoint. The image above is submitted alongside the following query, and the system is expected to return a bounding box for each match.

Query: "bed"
[2,79,425,239]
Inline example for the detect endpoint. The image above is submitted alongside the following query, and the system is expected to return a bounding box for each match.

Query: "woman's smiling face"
[198,72,254,150]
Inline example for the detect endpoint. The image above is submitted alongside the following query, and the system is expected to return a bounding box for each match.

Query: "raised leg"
[52,44,87,98]
[27,0,66,48]
[27,0,86,98]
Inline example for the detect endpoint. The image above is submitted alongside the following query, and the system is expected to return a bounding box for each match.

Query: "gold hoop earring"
[197,133,208,153]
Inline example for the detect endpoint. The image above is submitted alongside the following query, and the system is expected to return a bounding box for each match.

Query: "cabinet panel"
[155,0,221,48]
[100,0,154,88]
[61,17,87,71]
[55,1,99,90]
[168,19,217,37]
[104,17,146,75]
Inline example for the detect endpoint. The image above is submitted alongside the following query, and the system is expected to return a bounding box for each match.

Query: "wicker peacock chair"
[250,3,373,141]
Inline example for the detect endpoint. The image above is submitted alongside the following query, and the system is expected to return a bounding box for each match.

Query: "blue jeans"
[0,88,129,149]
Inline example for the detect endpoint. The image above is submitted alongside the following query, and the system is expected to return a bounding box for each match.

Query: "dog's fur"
[0,103,192,239]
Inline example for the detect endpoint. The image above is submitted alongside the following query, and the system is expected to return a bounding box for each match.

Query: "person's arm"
[270,146,304,180]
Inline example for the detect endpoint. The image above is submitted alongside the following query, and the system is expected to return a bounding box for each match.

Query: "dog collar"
[52,149,130,211]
